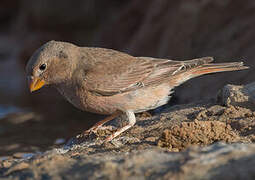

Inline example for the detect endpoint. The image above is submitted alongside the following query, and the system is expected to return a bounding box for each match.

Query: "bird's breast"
[56,85,84,110]
[56,85,118,115]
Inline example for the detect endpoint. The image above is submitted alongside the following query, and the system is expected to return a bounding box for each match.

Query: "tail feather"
[191,61,249,77]
[173,60,249,85]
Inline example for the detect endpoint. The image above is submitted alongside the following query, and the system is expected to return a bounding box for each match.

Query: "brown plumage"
[26,41,249,141]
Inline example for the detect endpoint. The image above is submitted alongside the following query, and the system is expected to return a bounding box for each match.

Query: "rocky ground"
[1,83,255,179]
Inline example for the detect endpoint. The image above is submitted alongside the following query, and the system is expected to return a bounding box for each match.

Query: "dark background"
[0,0,254,155]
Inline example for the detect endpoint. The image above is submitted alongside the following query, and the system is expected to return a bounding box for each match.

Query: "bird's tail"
[171,57,249,85]
[189,61,249,78]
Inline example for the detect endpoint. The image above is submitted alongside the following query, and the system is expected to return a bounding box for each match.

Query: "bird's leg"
[105,110,136,141]
[84,111,121,134]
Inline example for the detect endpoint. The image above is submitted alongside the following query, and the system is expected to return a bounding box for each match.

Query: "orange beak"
[29,77,46,92]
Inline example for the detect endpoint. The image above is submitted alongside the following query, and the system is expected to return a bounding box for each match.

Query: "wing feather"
[84,49,213,96]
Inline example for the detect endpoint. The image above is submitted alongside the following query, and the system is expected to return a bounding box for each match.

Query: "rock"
[218,82,255,109]
[1,143,255,179]
[244,82,255,104]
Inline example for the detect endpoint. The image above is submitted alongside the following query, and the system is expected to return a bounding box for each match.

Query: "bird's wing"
[140,56,213,86]
[85,51,213,96]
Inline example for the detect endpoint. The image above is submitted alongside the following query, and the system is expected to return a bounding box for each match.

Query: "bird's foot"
[84,112,121,136]
[104,124,133,142]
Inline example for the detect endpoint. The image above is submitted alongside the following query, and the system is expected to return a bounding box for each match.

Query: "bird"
[26,40,249,141]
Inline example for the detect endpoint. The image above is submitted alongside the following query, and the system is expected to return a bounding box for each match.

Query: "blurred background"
[0,0,254,156]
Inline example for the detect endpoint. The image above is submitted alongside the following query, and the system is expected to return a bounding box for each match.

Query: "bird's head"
[26,40,78,92]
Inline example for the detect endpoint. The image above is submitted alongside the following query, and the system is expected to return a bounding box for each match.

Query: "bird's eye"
[39,64,46,71]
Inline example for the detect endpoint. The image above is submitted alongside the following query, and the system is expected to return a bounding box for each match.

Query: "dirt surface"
[1,84,255,179]
[158,120,245,151]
